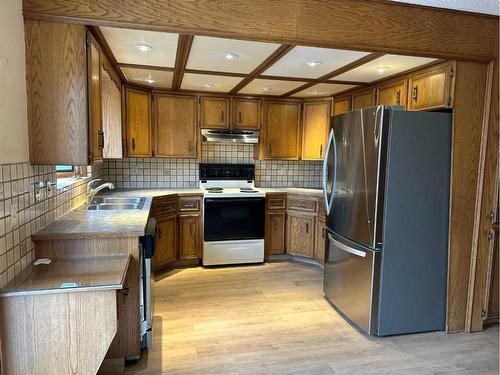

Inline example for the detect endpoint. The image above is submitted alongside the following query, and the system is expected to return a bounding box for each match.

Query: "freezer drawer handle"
[328,233,367,258]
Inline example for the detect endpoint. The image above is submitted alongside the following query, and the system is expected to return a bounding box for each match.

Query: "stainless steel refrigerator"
[322,105,451,336]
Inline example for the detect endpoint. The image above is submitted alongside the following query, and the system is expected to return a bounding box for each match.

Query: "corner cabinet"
[154,94,197,158]
[126,88,152,157]
[263,101,301,159]
[408,62,455,111]
[200,97,230,129]
[301,101,330,160]
[25,20,122,165]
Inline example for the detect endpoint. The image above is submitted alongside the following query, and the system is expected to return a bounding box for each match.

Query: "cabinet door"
[233,98,261,130]
[25,21,88,165]
[333,95,351,116]
[126,88,152,157]
[408,63,454,111]
[315,218,326,264]
[264,102,301,159]
[287,213,315,258]
[200,97,230,128]
[265,211,286,255]
[301,101,330,160]
[153,216,177,268]
[88,39,103,161]
[101,65,123,158]
[155,95,197,158]
[179,214,202,260]
[352,88,376,110]
[377,79,408,108]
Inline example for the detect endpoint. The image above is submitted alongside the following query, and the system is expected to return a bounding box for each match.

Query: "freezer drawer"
[323,231,381,334]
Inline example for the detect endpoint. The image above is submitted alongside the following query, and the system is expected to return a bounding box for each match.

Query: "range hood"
[201,129,259,144]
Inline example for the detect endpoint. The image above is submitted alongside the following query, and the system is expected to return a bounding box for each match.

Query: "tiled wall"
[104,144,322,189]
[0,162,103,288]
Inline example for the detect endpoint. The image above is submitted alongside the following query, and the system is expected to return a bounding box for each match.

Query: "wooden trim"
[229,44,294,94]
[117,63,175,72]
[22,0,498,60]
[184,69,247,78]
[87,25,126,82]
[281,53,384,97]
[172,34,194,91]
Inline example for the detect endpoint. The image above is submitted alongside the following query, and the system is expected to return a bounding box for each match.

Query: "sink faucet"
[87,179,102,194]
[87,182,115,205]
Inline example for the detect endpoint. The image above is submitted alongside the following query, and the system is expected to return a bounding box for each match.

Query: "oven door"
[204,197,265,241]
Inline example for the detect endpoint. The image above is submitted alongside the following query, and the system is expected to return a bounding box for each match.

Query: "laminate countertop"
[0,255,130,297]
[31,188,322,241]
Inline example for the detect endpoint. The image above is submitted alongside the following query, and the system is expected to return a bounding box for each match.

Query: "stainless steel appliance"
[201,129,259,144]
[138,218,156,352]
[322,105,451,336]
[200,164,265,266]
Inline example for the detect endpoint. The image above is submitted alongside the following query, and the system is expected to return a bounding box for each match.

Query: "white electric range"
[200,164,265,266]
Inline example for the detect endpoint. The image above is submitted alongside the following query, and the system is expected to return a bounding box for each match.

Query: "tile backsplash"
[0,161,103,288]
[104,143,322,189]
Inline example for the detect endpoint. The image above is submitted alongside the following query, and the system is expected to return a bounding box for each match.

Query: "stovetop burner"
[206,187,223,193]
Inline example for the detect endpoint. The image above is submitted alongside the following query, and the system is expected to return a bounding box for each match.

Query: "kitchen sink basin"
[86,197,146,210]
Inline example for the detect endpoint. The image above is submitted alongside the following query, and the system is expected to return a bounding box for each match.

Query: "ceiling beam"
[229,44,294,94]
[117,63,175,72]
[280,52,384,97]
[88,25,126,82]
[172,34,194,91]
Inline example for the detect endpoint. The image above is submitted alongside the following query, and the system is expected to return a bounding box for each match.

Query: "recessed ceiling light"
[203,82,215,88]
[376,66,390,73]
[223,53,239,60]
[308,90,324,95]
[135,43,153,52]
[262,87,272,92]
[306,60,322,67]
[142,76,156,84]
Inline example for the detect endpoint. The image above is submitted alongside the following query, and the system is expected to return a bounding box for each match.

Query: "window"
[55,165,74,172]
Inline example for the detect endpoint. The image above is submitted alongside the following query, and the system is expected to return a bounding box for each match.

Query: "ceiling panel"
[263,46,369,79]
[181,73,243,92]
[238,79,308,96]
[291,83,358,98]
[187,36,280,74]
[121,68,173,88]
[331,55,438,82]
[100,27,178,67]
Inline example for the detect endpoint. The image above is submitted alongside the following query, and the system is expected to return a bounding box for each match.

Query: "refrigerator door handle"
[328,233,367,258]
[322,128,335,215]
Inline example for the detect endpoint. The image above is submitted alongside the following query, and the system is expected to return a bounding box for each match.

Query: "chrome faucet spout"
[87,182,115,205]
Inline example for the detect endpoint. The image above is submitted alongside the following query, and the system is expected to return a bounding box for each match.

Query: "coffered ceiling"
[98,26,439,97]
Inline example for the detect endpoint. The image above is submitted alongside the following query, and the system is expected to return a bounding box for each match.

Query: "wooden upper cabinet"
[408,62,455,111]
[264,101,301,159]
[101,65,123,159]
[352,88,376,110]
[377,79,408,108]
[200,97,230,128]
[126,88,152,157]
[301,101,330,160]
[25,20,88,165]
[232,98,261,130]
[88,39,103,161]
[333,95,351,116]
[154,95,197,158]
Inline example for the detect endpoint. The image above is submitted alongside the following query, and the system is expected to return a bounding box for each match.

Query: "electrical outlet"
[131,165,138,175]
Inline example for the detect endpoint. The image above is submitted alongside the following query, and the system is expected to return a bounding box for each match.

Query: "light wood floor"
[125,261,499,374]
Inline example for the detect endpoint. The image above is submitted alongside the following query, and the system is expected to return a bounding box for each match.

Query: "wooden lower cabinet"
[179,214,202,260]
[315,218,326,264]
[154,216,178,268]
[287,212,315,258]
[265,211,286,255]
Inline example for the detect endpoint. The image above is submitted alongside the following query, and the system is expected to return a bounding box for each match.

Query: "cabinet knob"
[220,110,224,123]
[319,144,323,158]
[412,85,418,102]
[305,222,309,234]
[238,111,242,123]
[268,142,272,155]
[131,138,136,151]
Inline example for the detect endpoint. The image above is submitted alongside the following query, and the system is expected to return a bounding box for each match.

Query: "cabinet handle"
[412,85,418,102]
[220,110,224,123]
[187,140,193,154]
[122,287,129,296]
[319,144,323,158]
[268,142,272,155]
[273,221,277,231]
[189,223,193,235]
[322,227,325,238]
[183,204,196,209]
[98,130,104,148]
[238,111,242,123]
[132,138,136,151]
[305,222,309,234]
[395,90,401,106]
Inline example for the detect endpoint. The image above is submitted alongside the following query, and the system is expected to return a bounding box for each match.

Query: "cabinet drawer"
[288,197,317,212]
[153,197,177,218]
[178,196,202,212]
[266,195,287,211]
